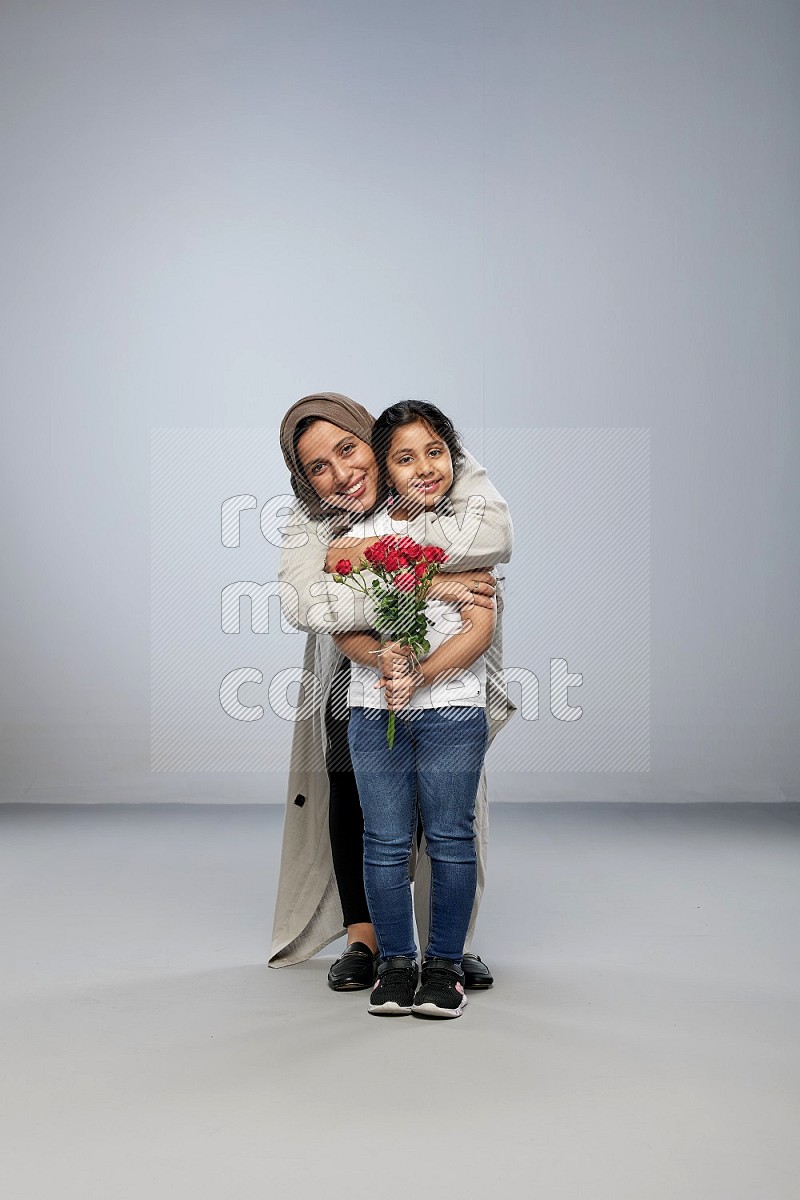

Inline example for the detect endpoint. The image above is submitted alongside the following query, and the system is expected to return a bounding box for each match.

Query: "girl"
[332,401,497,1019]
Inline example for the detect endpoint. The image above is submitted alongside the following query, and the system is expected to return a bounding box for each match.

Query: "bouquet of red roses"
[332,534,448,747]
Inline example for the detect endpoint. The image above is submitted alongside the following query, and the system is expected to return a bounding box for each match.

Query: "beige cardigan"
[268,449,515,966]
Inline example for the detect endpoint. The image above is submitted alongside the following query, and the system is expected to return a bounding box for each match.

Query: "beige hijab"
[279,392,376,519]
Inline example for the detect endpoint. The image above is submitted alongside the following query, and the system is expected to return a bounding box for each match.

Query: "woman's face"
[296,419,379,514]
[385,418,454,510]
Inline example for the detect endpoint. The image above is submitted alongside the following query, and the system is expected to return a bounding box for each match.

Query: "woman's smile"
[339,474,368,499]
[296,419,378,512]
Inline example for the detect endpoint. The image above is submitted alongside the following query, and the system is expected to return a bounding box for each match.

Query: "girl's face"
[296,419,379,513]
[386,419,454,510]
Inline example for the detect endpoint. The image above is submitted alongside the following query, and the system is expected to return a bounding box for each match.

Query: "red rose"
[396,537,422,560]
[393,571,416,592]
[364,541,386,565]
[384,552,401,571]
[423,545,446,564]
[414,562,427,579]
[335,559,353,575]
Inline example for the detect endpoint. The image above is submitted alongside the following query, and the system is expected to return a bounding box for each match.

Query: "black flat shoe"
[327,942,379,991]
[461,952,494,990]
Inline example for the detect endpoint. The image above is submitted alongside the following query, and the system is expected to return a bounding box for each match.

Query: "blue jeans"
[347,706,489,962]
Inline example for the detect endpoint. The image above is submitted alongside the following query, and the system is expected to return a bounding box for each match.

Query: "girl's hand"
[427,569,497,611]
[374,640,414,679]
[378,670,422,711]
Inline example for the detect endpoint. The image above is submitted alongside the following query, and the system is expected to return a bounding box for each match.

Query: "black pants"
[326,657,422,928]
[326,657,370,926]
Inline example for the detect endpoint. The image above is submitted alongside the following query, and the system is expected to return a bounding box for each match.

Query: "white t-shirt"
[341,506,486,711]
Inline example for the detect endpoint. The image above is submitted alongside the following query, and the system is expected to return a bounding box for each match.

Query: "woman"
[268,392,514,989]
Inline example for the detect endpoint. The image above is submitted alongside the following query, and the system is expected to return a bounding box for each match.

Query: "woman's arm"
[278,448,511,633]
[326,537,497,608]
[278,502,380,634]
[403,447,513,569]
[323,536,379,573]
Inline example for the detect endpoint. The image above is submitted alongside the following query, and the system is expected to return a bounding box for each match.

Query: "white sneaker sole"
[411,993,468,1019]
[368,1000,413,1016]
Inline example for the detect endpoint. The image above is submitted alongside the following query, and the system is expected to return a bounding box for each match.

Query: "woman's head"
[279,393,379,517]
[371,400,465,511]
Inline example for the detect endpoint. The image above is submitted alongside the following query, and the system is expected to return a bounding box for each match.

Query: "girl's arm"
[418,602,496,684]
[331,630,382,667]
[380,602,496,710]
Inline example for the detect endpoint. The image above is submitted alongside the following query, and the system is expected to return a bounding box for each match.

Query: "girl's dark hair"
[371,400,465,503]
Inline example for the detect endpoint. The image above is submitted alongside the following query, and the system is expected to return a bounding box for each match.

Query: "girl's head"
[371,400,465,511]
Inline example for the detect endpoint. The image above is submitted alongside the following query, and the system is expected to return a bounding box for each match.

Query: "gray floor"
[1,803,799,1200]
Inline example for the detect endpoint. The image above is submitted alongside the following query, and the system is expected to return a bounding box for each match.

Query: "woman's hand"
[426,569,497,611]
[324,537,377,573]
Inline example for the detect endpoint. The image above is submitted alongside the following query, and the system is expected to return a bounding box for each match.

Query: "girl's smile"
[387,419,454,514]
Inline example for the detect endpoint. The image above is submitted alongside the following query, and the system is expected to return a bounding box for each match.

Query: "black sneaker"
[411,957,468,1019]
[368,956,419,1016]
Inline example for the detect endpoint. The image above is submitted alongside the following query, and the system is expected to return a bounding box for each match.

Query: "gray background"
[1,0,797,804]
